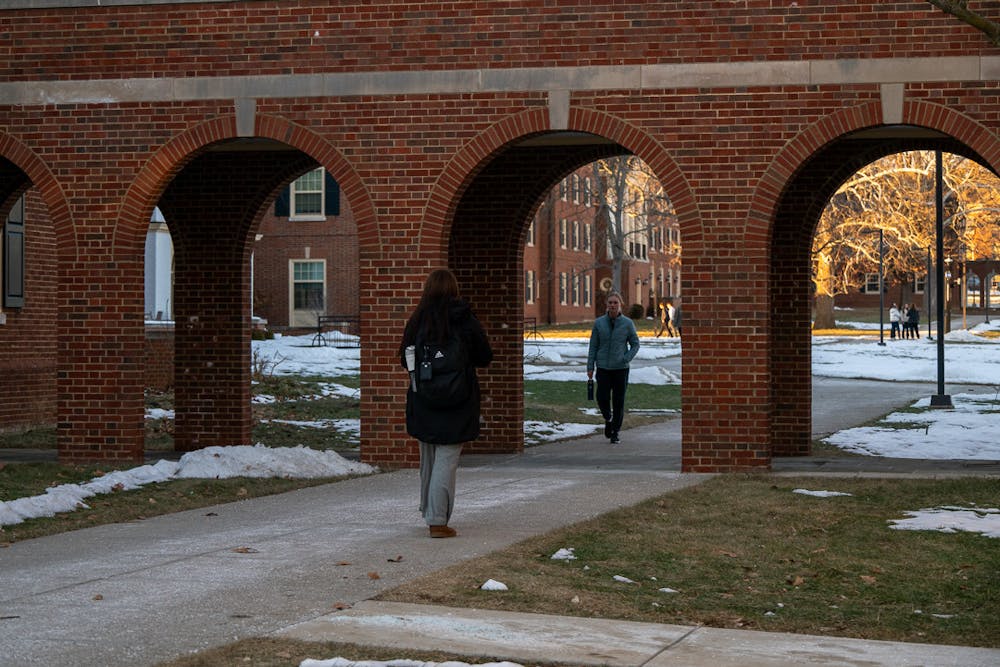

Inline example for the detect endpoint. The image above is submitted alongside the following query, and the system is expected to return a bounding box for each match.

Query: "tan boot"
[429,525,457,538]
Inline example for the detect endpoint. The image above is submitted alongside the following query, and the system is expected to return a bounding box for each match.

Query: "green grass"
[378,475,1000,648]
[524,379,680,426]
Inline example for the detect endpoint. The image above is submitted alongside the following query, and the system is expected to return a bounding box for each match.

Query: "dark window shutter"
[4,196,25,308]
[324,172,340,217]
[274,186,290,217]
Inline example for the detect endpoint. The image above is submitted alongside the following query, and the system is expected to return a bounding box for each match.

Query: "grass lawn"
[154,475,1000,666]
[378,475,1000,649]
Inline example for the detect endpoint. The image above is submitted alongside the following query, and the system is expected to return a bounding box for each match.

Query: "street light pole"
[931,149,952,409]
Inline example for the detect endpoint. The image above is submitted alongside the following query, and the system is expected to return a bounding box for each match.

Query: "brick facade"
[253,180,360,331]
[2,1,999,470]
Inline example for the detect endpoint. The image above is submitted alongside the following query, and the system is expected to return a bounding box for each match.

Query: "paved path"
[1,378,998,666]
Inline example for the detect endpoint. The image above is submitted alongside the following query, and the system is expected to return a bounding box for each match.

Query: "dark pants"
[595,367,629,435]
[890,321,900,339]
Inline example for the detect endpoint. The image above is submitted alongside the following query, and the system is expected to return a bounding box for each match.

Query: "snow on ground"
[4,319,999,535]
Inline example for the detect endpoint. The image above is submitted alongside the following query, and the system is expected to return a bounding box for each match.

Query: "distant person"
[666,299,681,337]
[399,269,493,538]
[654,300,669,337]
[905,303,920,339]
[587,291,640,444]
[889,302,901,340]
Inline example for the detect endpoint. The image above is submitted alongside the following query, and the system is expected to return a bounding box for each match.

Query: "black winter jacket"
[400,299,493,444]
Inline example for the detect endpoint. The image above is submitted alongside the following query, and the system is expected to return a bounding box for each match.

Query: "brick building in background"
[524,166,681,326]
[252,167,359,331]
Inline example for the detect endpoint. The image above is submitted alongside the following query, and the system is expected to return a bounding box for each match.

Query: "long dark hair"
[400,269,459,352]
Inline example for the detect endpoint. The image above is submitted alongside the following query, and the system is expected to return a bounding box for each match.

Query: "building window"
[525,270,536,304]
[4,195,25,309]
[571,271,580,306]
[292,259,326,312]
[571,174,580,203]
[584,177,592,207]
[526,219,535,246]
[863,273,881,294]
[559,272,568,305]
[571,220,580,250]
[913,272,926,294]
[290,168,324,218]
[583,222,592,252]
[584,274,593,306]
[559,218,567,248]
[559,178,568,201]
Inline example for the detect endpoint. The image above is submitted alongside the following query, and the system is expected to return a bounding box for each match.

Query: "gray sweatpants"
[418,441,463,526]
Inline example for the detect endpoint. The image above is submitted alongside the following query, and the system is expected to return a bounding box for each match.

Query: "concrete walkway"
[1,378,998,666]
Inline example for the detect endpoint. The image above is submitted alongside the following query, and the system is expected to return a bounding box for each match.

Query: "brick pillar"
[680,241,774,472]
[57,234,146,464]
[159,150,316,452]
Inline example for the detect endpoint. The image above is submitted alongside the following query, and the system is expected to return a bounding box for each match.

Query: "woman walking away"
[399,269,493,538]
[587,291,640,444]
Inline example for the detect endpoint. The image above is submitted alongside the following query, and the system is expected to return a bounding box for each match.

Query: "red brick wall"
[0,190,57,429]
[253,196,360,330]
[144,325,174,392]
[2,1,999,470]
[1,2,988,78]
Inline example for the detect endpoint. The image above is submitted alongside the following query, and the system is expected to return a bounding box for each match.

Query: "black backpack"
[415,331,469,408]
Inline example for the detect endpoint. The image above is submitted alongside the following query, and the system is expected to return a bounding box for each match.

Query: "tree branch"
[927,0,1000,46]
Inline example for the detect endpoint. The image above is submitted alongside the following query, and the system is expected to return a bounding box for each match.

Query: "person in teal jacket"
[587,291,640,444]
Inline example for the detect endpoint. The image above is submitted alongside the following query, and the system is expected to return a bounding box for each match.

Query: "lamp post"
[930,149,952,409]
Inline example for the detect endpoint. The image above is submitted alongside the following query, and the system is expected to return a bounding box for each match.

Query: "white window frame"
[525,270,536,304]
[290,167,326,221]
[559,272,568,305]
[863,273,881,294]
[584,274,593,306]
[559,218,568,249]
[526,219,535,246]
[289,259,327,326]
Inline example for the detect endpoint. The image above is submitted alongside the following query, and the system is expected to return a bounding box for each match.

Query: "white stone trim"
[0,57,995,106]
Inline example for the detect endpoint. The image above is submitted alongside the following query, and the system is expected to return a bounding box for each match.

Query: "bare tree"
[590,156,670,295]
[812,150,1000,328]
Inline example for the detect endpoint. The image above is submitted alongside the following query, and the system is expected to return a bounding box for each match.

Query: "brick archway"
[765,103,1000,459]
[0,134,76,439]
[0,133,75,258]
[93,115,378,460]
[381,107,701,462]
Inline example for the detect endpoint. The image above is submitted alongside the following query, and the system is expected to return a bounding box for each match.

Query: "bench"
[312,315,361,348]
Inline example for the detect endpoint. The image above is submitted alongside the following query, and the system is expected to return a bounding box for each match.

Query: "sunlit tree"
[812,151,1000,328]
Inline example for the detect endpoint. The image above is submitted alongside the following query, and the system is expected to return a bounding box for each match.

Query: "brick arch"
[114,114,377,257]
[903,100,1000,174]
[750,101,884,250]
[0,132,77,260]
[424,106,699,257]
[764,101,1000,458]
[422,108,550,261]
